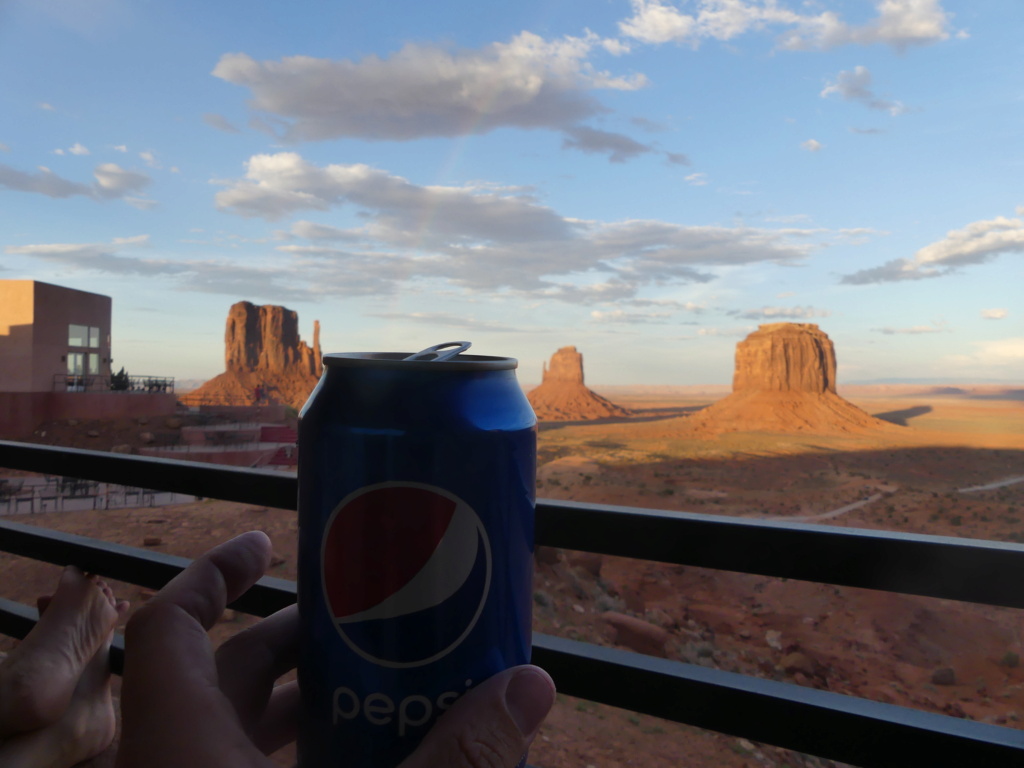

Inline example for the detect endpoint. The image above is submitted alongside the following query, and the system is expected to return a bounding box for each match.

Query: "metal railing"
[2,438,1024,767]
[52,374,175,394]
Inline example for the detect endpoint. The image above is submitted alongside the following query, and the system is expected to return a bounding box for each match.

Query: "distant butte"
[528,346,632,422]
[690,323,896,434]
[183,301,321,410]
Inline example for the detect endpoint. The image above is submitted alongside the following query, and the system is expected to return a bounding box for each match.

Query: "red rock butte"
[182,301,322,410]
[690,323,894,434]
[528,346,631,422]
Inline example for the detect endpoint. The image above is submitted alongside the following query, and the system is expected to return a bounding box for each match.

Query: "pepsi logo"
[321,482,492,669]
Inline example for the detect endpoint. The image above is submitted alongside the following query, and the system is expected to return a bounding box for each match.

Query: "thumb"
[400,665,555,768]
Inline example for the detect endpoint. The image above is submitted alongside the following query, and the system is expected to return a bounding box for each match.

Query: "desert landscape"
[2,323,1023,767]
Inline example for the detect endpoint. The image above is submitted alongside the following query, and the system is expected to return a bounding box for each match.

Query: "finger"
[216,604,298,730]
[400,665,555,768]
[251,680,301,755]
[146,530,272,629]
[116,532,273,767]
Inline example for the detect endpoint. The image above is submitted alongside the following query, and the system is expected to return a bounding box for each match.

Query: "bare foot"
[0,630,118,768]
[0,567,127,737]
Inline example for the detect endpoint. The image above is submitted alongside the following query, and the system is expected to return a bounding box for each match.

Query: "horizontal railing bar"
[0,597,125,674]
[532,633,1024,768]
[0,519,295,617]
[5,440,1024,607]
[0,440,294,510]
[536,499,1024,610]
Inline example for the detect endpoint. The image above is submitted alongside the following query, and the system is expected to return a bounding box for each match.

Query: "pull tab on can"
[403,341,471,362]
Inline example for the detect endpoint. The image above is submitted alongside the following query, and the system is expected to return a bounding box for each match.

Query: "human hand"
[115,531,555,767]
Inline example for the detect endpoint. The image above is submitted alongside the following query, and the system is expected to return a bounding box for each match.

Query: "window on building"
[67,352,84,375]
[69,325,88,347]
[68,324,101,348]
[88,353,99,374]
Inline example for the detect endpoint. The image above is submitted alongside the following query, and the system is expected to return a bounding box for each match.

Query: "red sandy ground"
[2,384,1023,767]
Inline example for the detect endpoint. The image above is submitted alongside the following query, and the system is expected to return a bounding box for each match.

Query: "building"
[0,280,113,392]
[0,280,174,437]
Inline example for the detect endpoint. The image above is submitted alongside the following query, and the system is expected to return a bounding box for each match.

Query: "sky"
[1,0,1022,387]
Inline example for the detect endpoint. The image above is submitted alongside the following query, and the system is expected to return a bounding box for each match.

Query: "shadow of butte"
[872,405,933,426]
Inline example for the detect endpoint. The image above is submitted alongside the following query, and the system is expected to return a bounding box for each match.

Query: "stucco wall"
[0,281,36,392]
[32,281,113,392]
[0,392,176,439]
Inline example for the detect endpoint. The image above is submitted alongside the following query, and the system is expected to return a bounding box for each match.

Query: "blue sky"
[1,0,1022,386]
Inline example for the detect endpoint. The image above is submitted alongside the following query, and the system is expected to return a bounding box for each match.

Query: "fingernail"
[505,667,555,736]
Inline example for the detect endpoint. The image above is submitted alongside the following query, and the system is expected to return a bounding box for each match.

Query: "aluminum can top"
[322,351,517,372]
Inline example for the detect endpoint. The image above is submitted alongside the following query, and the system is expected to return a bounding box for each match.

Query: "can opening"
[403,341,472,362]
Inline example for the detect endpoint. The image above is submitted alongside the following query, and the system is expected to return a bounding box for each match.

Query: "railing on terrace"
[2,438,1024,767]
[52,374,175,394]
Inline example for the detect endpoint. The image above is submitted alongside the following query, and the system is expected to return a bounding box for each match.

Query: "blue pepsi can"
[297,343,536,768]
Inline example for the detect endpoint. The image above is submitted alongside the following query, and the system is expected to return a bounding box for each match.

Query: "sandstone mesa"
[690,323,895,435]
[183,301,321,410]
[528,346,632,422]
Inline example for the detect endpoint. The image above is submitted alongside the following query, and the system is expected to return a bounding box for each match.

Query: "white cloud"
[4,235,312,302]
[843,209,1024,284]
[94,163,151,198]
[212,32,658,161]
[981,308,1008,320]
[1,163,93,198]
[125,196,159,211]
[369,312,527,333]
[53,148,66,156]
[971,338,1024,362]
[69,143,91,156]
[801,139,822,152]
[561,125,678,163]
[619,0,953,51]
[698,325,755,337]
[38,102,55,111]
[139,151,162,169]
[685,172,708,186]
[214,152,822,300]
[112,145,128,152]
[590,309,672,323]
[736,305,830,319]
[4,235,178,275]
[778,0,952,51]
[945,338,1024,373]
[214,32,645,142]
[0,161,150,202]
[203,113,242,134]
[873,323,947,335]
[821,66,907,115]
[0,142,9,152]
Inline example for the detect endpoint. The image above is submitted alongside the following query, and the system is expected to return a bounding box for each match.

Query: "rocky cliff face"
[225,302,320,377]
[733,323,836,394]
[183,302,322,410]
[528,346,631,421]
[690,324,893,435]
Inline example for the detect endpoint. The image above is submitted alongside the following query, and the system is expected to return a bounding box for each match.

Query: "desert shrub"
[110,367,130,391]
